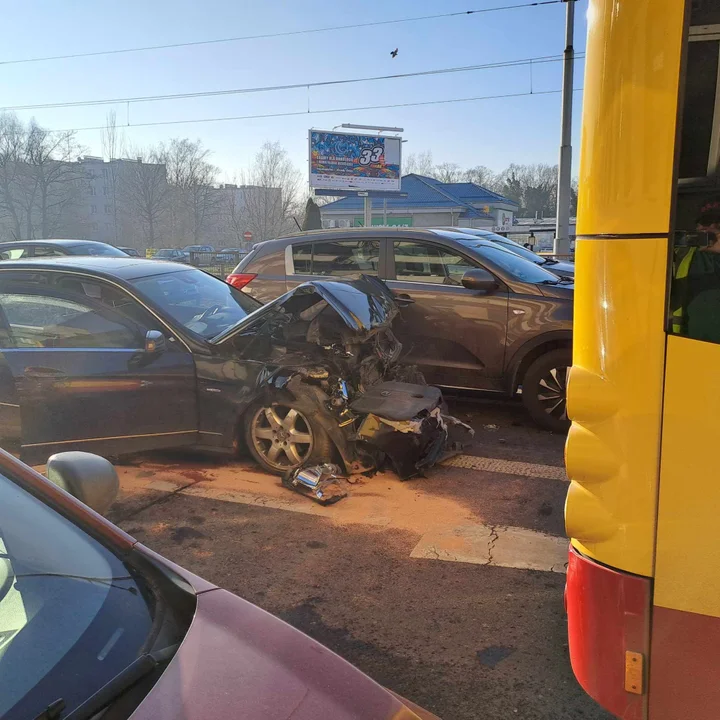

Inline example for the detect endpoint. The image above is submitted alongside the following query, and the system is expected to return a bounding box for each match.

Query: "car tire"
[244,399,335,475]
[521,348,572,433]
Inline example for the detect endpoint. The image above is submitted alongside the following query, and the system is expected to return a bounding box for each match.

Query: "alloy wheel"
[537,366,568,421]
[250,405,314,471]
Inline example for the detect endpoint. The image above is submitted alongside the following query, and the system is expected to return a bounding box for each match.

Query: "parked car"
[117,246,141,257]
[434,227,576,278]
[183,244,214,253]
[216,247,247,262]
[0,239,130,260]
[0,448,438,720]
[0,258,460,473]
[152,248,188,263]
[228,228,574,431]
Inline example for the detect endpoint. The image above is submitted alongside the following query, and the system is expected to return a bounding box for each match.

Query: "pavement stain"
[171,526,208,544]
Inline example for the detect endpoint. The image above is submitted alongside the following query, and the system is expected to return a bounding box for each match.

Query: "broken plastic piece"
[283,463,348,505]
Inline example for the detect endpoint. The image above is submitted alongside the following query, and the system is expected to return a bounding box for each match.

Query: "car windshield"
[67,243,128,257]
[131,268,262,339]
[470,245,562,284]
[454,232,544,265]
[0,472,153,719]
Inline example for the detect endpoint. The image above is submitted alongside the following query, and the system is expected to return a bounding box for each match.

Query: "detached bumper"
[566,546,651,720]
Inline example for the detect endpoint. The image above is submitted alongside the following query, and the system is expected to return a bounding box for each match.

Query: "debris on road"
[283,463,348,505]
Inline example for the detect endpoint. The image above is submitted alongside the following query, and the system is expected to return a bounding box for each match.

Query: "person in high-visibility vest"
[672,201,720,342]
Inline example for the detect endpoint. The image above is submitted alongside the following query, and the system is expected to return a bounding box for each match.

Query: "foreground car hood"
[132,589,436,720]
[213,275,398,343]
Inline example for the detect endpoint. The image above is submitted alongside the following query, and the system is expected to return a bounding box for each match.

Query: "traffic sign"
[243,231,253,241]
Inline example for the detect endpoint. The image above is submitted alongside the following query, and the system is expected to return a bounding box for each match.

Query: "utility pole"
[554,0,575,256]
[363,195,372,227]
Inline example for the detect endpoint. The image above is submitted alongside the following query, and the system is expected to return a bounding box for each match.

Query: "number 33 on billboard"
[359,146,384,165]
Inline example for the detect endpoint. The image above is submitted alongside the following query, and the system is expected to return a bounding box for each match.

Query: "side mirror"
[46,451,119,515]
[461,268,498,292]
[145,329,167,353]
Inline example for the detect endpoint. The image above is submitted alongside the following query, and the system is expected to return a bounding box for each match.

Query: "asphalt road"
[108,396,612,720]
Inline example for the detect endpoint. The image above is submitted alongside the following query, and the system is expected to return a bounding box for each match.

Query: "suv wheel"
[521,349,572,433]
[244,400,334,475]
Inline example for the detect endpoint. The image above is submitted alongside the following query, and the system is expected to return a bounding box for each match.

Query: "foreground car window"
[0,473,153,719]
[131,268,262,339]
[394,241,476,284]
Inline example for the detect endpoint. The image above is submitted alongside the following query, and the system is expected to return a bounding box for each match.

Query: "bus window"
[669,14,720,344]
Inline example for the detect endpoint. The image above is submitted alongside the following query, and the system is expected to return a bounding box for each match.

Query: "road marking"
[410,524,568,573]
[441,454,568,482]
[142,477,567,573]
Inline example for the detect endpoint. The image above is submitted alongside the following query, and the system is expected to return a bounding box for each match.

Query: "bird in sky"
[390,48,398,58]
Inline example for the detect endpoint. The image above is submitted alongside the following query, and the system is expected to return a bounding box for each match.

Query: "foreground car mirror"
[461,268,498,292]
[145,329,167,353]
[46,451,119,515]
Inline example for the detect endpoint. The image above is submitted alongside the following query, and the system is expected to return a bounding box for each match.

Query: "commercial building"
[320,174,519,231]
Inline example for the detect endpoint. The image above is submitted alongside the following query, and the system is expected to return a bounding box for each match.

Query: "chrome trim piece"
[21,429,196,448]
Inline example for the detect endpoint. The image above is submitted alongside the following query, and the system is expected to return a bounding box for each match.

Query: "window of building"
[89,186,96,196]
[0,292,141,349]
[103,186,109,196]
[91,223,99,232]
[291,240,380,276]
[90,205,97,214]
[103,168,110,178]
[104,204,111,214]
[393,241,476,284]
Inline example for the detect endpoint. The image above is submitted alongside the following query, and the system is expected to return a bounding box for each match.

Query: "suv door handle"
[24,366,67,379]
[394,293,415,306]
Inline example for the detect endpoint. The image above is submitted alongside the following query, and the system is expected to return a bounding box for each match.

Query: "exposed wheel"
[521,349,572,433]
[244,400,334,475]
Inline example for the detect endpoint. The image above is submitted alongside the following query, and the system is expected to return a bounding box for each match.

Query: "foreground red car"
[0,448,438,720]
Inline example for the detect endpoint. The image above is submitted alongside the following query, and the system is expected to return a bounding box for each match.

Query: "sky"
[2,0,588,183]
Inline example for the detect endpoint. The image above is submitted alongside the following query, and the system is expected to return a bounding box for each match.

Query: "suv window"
[292,240,380,276]
[0,247,30,261]
[393,241,476,285]
[0,290,142,349]
[33,246,66,258]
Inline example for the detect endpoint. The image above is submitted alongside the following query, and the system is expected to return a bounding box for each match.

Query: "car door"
[0,273,198,463]
[285,237,384,289]
[385,239,509,390]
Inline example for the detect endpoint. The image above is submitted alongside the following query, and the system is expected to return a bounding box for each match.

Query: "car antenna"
[293,216,302,231]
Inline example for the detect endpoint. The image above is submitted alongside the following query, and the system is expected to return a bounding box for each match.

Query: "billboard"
[309,130,402,192]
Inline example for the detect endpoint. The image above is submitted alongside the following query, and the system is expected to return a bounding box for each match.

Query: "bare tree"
[0,115,88,240]
[101,111,126,245]
[497,163,558,217]
[165,138,221,245]
[118,146,171,248]
[237,142,302,242]
[0,113,26,239]
[404,150,434,176]
[432,162,464,184]
[463,165,498,190]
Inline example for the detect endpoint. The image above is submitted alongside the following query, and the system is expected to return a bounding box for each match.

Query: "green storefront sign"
[353,216,413,227]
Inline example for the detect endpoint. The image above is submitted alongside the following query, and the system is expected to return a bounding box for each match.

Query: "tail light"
[226,272,257,290]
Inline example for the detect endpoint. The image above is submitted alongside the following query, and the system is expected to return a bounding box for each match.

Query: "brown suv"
[228,228,573,431]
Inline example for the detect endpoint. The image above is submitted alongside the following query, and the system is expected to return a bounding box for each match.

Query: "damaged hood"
[212,275,399,343]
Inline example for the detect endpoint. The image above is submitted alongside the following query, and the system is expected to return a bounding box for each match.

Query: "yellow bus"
[565,1,720,718]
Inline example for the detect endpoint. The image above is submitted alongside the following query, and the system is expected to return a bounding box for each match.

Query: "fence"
[188,251,244,278]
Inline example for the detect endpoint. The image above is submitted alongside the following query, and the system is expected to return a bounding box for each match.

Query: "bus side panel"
[576,0,685,236]
[649,606,720,720]
[565,0,685,579]
[565,237,667,576]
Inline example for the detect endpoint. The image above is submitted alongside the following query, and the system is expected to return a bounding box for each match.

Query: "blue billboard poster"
[309,130,402,192]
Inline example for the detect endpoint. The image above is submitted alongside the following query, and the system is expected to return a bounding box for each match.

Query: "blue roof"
[320,174,518,218]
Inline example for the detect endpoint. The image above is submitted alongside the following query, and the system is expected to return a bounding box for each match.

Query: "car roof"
[0,256,192,281]
[251,226,510,254]
[0,239,113,248]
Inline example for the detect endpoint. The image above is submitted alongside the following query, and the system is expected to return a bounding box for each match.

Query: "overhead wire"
[0,53,585,112]
[53,87,584,135]
[0,1,565,67]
